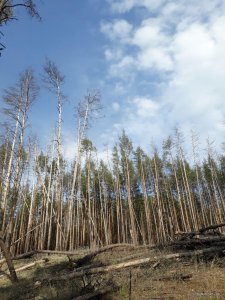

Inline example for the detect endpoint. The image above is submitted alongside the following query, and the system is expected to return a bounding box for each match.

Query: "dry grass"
[0,247,225,300]
[0,254,83,300]
[113,261,225,299]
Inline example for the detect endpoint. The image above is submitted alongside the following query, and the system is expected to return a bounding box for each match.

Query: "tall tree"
[42,59,65,250]
[119,131,138,245]
[2,69,39,246]
[66,91,102,250]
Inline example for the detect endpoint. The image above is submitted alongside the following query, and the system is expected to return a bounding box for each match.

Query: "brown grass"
[0,247,225,300]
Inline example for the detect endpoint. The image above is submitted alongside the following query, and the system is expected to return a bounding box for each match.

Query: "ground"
[0,245,225,300]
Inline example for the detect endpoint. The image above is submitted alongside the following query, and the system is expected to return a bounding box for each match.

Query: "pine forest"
[1,67,225,257]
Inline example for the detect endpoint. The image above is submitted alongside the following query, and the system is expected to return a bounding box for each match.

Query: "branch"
[3,1,41,20]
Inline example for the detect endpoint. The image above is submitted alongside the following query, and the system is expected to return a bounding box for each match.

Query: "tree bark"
[0,234,18,282]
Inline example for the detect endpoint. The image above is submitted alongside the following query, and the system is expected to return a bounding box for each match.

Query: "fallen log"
[0,250,37,265]
[0,258,47,278]
[36,249,89,256]
[72,286,118,300]
[56,246,225,280]
[74,262,104,273]
[14,258,48,272]
[164,237,225,250]
[175,223,225,240]
[14,251,37,260]
[75,243,135,267]
[199,223,225,234]
[14,262,37,272]
[75,260,160,274]
[112,251,155,264]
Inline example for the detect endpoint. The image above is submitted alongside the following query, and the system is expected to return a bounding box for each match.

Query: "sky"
[1,0,225,161]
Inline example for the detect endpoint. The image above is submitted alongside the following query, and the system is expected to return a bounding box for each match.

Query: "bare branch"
[42,58,65,94]
[0,0,41,55]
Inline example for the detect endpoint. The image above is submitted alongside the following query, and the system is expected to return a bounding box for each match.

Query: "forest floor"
[0,244,225,300]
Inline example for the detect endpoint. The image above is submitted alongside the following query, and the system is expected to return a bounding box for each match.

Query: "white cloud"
[96,148,113,164]
[131,19,173,70]
[132,97,159,117]
[101,19,133,42]
[132,19,165,48]
[104,48,123,61]
[62,141,77,162]
[112,102,120,112]
[101,17,174,74]
[62,132,77,162]
[101,0,225,153]
[109,97,164,150]
[108,0,165,13]
[163,18,225,148]
[137,47,173,71]
[109,55,135,78]
[114,82,125,94]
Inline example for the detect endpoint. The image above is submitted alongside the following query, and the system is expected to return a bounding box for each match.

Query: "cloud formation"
[101,0,225,153]
[107,0,165,13]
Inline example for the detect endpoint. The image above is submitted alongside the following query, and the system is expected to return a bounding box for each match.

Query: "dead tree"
[42,58,65,250]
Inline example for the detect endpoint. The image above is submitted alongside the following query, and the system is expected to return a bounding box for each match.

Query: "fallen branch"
[56,246,225,280]
[72,286,118,300]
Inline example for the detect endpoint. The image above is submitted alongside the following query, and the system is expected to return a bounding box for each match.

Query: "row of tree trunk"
[1,64,225,259]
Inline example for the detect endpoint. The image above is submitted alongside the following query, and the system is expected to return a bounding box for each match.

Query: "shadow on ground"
[0,257,118,300]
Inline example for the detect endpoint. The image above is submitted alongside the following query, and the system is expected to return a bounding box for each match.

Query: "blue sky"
[1,0,225,160]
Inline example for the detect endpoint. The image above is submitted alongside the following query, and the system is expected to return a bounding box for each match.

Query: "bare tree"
[42,58,65,173]
[42,58,65,250]
[1,69,38,233]
[0,69,38,282]
[3,70,38,246]
[66,91,102,250]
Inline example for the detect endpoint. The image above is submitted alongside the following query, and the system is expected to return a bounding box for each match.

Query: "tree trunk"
[0,234,18,282]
